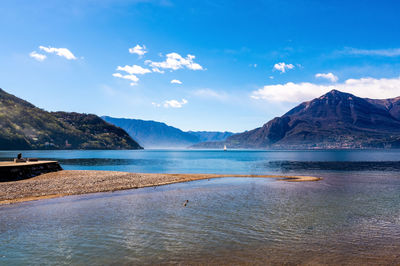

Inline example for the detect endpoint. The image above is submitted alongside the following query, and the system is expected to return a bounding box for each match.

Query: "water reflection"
[1,176,400,264]
[1,150,400,264]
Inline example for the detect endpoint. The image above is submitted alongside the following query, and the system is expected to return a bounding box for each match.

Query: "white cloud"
[194,88,228,100]
[171,79,182,84]
[344,47,400,57]
[273,62,294,73]
[112,73,139,86]
[164,98,188,108]
[145,52,203,71]
[117,65,151,75]
[251,76,400,103]
[129,44,147,57]
[29,51,46,61]
[152,99,188,108]
[113,65,151,86]
[39,46,77,60]
[152,68,165,74]
[315,72,338,82]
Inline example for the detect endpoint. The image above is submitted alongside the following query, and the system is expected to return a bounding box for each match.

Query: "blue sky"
[1,0,400,132]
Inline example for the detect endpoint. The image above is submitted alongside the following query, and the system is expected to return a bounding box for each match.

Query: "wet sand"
[0,170,321,205]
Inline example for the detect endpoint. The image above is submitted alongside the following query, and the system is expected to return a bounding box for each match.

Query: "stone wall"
[0,162,62,182]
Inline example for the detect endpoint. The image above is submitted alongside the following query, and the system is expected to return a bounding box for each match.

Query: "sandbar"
[0,170,321,205]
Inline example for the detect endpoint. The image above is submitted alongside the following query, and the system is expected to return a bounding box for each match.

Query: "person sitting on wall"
[14,153,26,163]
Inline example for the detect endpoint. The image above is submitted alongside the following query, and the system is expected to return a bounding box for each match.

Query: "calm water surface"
[1,149,400,174]
[1,150,400,264]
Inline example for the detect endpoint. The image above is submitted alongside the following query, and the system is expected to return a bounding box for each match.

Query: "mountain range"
[192,90,400,149]
[3,87,400,150]
[102,116,234,148]
[0,88,142,150]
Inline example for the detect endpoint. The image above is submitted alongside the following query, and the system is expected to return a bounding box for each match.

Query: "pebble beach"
[0,170,321,205]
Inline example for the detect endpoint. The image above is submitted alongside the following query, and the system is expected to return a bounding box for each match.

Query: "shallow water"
[1,150,400,264]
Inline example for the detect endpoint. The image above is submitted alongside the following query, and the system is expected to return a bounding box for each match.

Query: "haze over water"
[1,150,400,264]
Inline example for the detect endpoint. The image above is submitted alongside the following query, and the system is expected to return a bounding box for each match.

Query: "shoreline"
[0,170,321,205]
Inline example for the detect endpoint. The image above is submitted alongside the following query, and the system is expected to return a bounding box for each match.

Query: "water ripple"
[267,160,400,171]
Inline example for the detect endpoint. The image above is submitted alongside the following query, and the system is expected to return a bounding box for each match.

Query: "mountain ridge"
[192,90,400,149]
[102,116,234,148]
[0,88,142,150]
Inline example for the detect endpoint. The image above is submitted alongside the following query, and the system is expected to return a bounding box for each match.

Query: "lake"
[1,150,400,264]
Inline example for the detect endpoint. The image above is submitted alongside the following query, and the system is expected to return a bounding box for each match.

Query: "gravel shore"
[0,170,321,205]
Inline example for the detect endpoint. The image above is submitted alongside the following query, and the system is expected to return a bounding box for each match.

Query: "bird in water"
[183,200,189,207]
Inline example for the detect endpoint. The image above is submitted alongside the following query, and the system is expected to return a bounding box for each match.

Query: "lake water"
[1,150,400,264]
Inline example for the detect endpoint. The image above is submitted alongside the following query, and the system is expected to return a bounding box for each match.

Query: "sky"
[1,0,400,132]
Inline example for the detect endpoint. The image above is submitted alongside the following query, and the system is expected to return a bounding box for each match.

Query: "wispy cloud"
[145,52,203,71]
[273,62,294,73]
[171,79,182,84]
[29,51,47,61]
[112,73,139,86]
[223,47,251,55]
[101,85,117,96]
[315,73,338,82]
[151,67,165,74]
[251,76,400,103]
[39,46,77,60]
[342,47,400,57]
[193,88,228,101]
[129,44,147,57]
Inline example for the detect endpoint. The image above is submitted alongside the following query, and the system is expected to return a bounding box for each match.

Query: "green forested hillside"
[0,88,142,150]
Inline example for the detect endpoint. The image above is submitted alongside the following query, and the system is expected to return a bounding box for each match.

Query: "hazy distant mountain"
[0,88,142,150]
[192,90,400,149]
[187,131,234,142]
[102,117,197,148]
[102,116,234,148]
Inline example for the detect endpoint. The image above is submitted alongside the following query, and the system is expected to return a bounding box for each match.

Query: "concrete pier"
[0,161,62,182]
